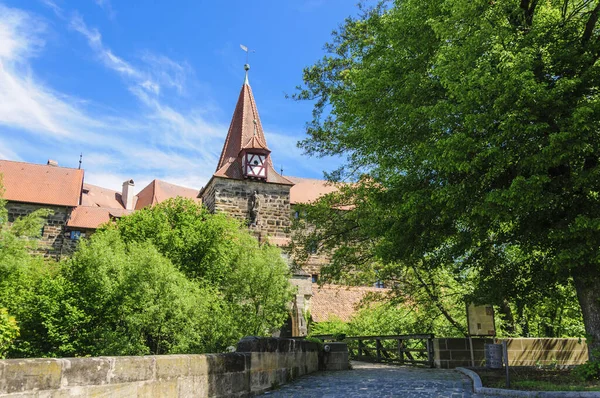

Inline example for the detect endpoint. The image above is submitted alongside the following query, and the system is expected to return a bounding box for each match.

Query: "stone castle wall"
[0,338,320,398]
[203,177,292,240]
[5,202,72,258]
[302,254,330,277]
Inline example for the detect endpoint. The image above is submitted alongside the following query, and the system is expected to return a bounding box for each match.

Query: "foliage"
[226,240,293,336]
[310,316,349,337]
[0,188,292,357]
[114,197,242,284]
[310,298,466,338]
[574,349,600,381]
[304,336,325,349]
[0,177,58,357]
[112,198,294,338]
[0,308,19,359]
[293,0,599,352]
[13,229,237,357]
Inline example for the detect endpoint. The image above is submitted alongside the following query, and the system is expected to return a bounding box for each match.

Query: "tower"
[199,64,294,243]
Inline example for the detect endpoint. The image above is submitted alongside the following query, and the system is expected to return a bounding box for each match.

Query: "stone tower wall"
[202,177,291,240]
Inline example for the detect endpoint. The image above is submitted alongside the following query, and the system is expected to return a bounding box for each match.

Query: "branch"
[410,264,468,336]
[582,2,600,43]
[520,0,539,26]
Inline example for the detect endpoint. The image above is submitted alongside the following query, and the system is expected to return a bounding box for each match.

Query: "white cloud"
[0,5,45,62]
[93,0,116,20]
[40,0,64,18]
[0,4,331,196]
[70,14,140,78]
[0,136,22,161]
[0,5,226,192]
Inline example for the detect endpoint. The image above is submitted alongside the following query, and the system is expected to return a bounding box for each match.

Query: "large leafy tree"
[15,230,235,357]
[295,0,600,355]
[1,191,293,357]
[113,198,294,338]
[0,178,55,357]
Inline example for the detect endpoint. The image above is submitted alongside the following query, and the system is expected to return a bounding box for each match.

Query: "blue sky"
[0,0,356,192]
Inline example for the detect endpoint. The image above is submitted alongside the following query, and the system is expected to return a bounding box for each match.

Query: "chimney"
[47,159,58,167]
[121,179,135,210]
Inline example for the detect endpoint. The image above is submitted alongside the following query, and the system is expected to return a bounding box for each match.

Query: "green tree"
[0,177,58,357]
[113,198,293,338]
[294,0,599,355]
[14,229,237,357]
[0,308,19,359]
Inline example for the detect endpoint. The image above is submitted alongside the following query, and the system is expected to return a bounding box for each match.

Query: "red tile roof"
[0,160,84,207]
[214,80,293,185]
[81,183,125,209]
[310,284,387,323]
[67,206,132,229]
[287,176,340,205]
[135,179,200,210]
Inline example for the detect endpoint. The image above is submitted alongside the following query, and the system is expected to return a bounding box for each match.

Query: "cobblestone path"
[261,362,501,397]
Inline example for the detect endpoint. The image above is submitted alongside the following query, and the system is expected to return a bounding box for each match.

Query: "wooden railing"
[312,334,435,368]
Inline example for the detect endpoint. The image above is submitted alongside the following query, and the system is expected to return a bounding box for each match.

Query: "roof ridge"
[0,159,82,171]
[287,176,332,183]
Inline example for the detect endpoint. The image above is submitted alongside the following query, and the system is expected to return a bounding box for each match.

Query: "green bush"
[573,349,600,381]
[12,229,239,357]
[113,198,293,338]
[0,308,19,358]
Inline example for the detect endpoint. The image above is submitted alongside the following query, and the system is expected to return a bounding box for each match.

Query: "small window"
[294,211,300,219]
[70,231,82,240]
[311,274,319,283]
[375,281,385,289]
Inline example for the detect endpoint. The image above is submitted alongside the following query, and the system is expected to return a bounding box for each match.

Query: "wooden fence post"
[358,339,363,358]
[397,339,405,365]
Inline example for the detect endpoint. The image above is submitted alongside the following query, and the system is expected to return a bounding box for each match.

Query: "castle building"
[198,64,294,245]
[0,65,384,335]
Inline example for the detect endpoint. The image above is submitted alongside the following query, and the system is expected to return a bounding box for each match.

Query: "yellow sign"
[467,303,496,336]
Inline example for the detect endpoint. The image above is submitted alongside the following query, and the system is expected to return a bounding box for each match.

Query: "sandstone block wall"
[202,177,292,240]
[5,202,72,258]
[0,338,319,398]
[433,338,589,369]
[321,342,349,371]
[504,338,588,367]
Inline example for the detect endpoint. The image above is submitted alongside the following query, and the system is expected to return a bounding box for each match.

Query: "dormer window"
[242,152,267,180]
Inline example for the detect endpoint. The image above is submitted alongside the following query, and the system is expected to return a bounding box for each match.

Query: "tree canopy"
[294,0,600,356]
[0,193,293,357]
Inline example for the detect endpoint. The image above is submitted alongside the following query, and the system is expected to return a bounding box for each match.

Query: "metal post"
[503,340,510,388]
[427,337,434,368]
[468,336,475,367]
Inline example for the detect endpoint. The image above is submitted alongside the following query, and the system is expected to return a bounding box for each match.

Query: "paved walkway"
[261,362,501,397]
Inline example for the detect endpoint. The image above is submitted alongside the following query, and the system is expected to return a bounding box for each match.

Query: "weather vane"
[240,44,255,65]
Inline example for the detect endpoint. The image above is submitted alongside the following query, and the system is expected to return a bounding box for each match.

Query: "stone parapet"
[320,342,349,371]
[0,337,320,397]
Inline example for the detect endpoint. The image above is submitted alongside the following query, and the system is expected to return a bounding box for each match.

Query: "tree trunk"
[573,271,600,361]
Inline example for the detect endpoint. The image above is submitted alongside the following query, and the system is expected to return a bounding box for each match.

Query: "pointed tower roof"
[213,65,293,185]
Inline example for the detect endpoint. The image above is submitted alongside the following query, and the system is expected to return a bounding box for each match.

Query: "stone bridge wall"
[434,337,588,369]
[0,337,319,398]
